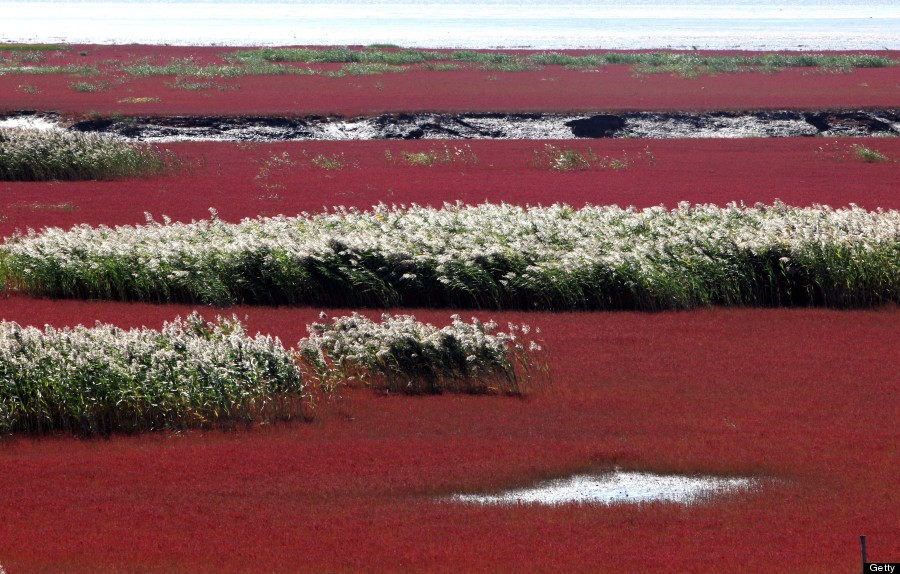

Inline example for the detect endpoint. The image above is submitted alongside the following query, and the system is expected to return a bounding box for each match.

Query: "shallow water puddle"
[451,470,756,505]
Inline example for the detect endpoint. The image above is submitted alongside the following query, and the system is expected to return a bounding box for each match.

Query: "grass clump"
[254,151,295,190]
[0,64,97,77]
[167,76,218,90]
[816,142,895,163]
[851,144,891,163]
[309,153,347,170]
[478,60,539,72]
[533,145,654,171]
[70,80,108,93]
[0,128,176,181]
[4,202,897,310]
[299,313,545,396]
[117,96,161,103]
[338,62,407,76]
[449,50,516,64]
[423,62,464,71]
[529,52,603,68]
[0,313,308,435]
[387,144,478,167]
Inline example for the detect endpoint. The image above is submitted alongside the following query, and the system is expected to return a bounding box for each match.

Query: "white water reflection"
[0,115,62,131]
[451,470,756,505]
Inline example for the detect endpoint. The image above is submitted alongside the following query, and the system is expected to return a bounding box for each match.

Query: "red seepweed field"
[2,45,899,116]
[0,45,899,572]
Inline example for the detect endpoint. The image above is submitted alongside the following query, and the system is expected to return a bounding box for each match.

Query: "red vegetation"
[3,138,899,238]
[0,299,898,572]
[0,45,898,116]
[1,45,898,572]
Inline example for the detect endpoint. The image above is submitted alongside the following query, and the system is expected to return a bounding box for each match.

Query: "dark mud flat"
[4,109,900,141]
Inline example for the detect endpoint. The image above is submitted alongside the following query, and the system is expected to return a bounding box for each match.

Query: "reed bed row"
[0,312,539,435]
[0,128,175,181]
[3,202,898,310]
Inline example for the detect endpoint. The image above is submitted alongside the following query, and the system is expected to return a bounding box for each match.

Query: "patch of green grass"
[851,144,891,163]
[816,141,896,163]
[310,153,346,170]
[423,62,464,71]
[0,64,98,77]
[450,50,518,64]
[339,62,407,76]
[533,145,655,171]
[530,51,898,77]
[402,151,442,166]
[117,96,161,103]
[230,47,440,66]
[3,48,895,80]
[122,58,223,77]
[478,61,539,72]
[253,151,296,190]
[633,52,896,77]
[12,51,46,63]
[357,49,440,65]
[165,76,230,91]
[533,145,593,171]
[0,43,68,51]
[122,56,307,78]
[529,52,603,68]
[388,144,478,167]
[70,80,108,93]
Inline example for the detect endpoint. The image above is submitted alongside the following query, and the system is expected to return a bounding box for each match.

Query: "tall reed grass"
[0,313,306,435]
[3,202,897,310]
[299,312,545,395]
[0,313,541,435]
[0,128,176,181]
